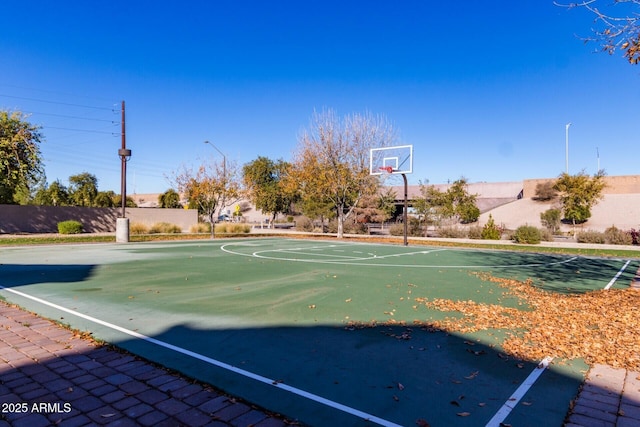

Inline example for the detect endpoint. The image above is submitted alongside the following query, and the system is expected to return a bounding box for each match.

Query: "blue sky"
[1,1,638,194]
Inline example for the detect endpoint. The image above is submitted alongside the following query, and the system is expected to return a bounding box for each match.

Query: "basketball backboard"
[369,144,413,175]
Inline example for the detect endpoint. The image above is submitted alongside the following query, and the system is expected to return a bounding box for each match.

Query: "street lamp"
[203,140,226,178]
[565,123,571,174]
[204,140,227,223]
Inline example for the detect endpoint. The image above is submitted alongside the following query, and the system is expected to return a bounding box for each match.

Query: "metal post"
[565,123,571,174]
[402,173,408,246]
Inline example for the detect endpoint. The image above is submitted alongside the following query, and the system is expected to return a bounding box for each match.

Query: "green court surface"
[1,238,638,426]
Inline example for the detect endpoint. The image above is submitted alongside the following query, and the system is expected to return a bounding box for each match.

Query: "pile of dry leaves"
[414,273,640,370]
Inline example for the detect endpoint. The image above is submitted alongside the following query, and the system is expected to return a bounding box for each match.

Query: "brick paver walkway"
[0,302,291,427]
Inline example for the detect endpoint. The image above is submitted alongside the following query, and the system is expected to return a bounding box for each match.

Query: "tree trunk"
[209,212,215,239]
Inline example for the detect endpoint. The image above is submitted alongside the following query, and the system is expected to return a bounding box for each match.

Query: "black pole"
[402,173,408,246]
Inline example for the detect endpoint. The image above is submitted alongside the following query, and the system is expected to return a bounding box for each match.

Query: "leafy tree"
[172,159,241,238]
[158,189,182,208]
[0,111,44,204]
[94,191,117,207]
[444,178,480,223]
[287,109,397,238]
[415,178,479,225]
[414,182,447,226]
[68,172,98,207]
[376,187,397,226]
[242,156,295,223]
[558,1,640,64]
[113,194,137,208]
[33,181,70,206]
[540,208,562,234]
[553,170,607,225]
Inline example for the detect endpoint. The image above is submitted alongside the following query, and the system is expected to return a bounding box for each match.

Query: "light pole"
[204,141,227,223]
[565,123,571,174]
[204,140,226,178]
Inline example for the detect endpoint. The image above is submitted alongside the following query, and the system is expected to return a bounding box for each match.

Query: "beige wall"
[0,205,198,234]
[523,175,640,198]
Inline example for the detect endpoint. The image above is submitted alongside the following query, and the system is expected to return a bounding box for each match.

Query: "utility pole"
[116,100,132,242]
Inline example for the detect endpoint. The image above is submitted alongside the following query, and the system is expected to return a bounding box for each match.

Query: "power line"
[0,94,116,111]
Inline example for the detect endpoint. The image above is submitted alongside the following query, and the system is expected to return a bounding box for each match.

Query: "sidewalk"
[0,302,291,427]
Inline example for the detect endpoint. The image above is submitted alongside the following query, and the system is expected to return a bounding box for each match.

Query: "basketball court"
[1,238,637,426]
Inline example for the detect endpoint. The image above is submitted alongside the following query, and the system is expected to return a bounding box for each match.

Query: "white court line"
[0,285,403,427]
[487,259,633,426]
[604,260,631,290]
[485,357,553,427]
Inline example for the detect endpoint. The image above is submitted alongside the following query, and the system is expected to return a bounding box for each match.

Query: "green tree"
[553,170,607,225]
[33,179,66,206]
[415,178,479,225]
[376,187,397,226]
[94,191,117,207]
[444,178,480,223]
[68,172,99,207]
[414,182,447,227]
[113,194,137,208]
[540,208,562,234]
[288,109,397,238]
[242,156,295,223]
[158,189,182,208]
[0,111,44,204]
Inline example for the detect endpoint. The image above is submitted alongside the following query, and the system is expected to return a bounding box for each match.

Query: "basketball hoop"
[378,166,394,174]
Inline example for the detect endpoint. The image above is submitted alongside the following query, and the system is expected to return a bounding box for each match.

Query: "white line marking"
[222,242,579,269]
[487,259,631,425]
[0,285,402,427]
[485,356,553,427]
[604,260,631,290]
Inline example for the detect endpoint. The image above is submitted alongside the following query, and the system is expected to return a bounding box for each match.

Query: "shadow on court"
[106,321,586,426]
[0,264,97,287]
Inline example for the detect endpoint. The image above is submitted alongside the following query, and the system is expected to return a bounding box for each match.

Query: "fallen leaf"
[457,412,471,417]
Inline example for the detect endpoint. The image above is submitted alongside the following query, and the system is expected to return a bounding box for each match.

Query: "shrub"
[630,228,640,245]
[481,215,501,240]
[467,225,483,240]
[540,208,562,234]
[189,223,210,233]
[149,222,182,234]
[437,226,467,238]
[328,219,368,235]
[576,230,605,244]
[512,225,541,244]
[604,226,633,245]
[214,223,251,234]
[57,220,83,234]
[533,181,557,201]
[295,217,314,232]
[130,222,150,235]
[389,219,423,237]
[538,228,554,242]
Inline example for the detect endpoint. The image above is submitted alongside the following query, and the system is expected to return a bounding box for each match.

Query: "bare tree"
[557,0,640,64]
[288,109,398,238]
